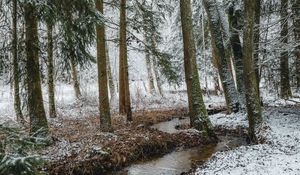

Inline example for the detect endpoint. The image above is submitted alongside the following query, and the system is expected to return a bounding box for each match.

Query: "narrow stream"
[113,118,247,175]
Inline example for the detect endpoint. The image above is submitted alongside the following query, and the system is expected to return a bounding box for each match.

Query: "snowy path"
[195,107,300,175]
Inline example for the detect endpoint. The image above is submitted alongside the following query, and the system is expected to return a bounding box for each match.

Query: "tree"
[227,1,246,106]
[243,0,263,143]
[12,0,24,123]
[119,0,132,121]
[24,2,48,134]
[180,0,214,138]
[47,22,57,118]
[254,0,261,95]
[292,0,300,90]
[203,0,240,113]
[280,0,292,98]
[95,0,113,132]
[106,40,116,100]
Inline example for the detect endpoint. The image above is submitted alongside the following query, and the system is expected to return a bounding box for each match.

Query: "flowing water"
[112,118,247,175]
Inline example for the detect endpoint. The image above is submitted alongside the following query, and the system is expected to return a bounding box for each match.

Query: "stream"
[112,117,247,175]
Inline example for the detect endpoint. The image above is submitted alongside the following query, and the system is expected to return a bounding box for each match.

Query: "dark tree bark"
[24,2,48,134]
[254,0,261,95]
[280,0,292,99]
[180,0,215,138]
[95,0,113,132]
[292,0,300,90]
[228,3,246,107]
[12,0,24,123]
[243,0,263,143]
[47,22,57,118]
[119,0,132,121]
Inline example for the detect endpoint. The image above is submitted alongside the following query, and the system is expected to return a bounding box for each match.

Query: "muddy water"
[114,118,247,175]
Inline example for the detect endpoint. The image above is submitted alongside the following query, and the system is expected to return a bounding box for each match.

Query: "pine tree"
[280,0,292,99]
[24,2,48,135]
[292,0,300,90]
[47,22,57,118]
[95,0,113,132]
[119,0,132,121]
[243,0,263,143]
[12,0,24,123]
[254,0,261,95]
[180,0,214,138]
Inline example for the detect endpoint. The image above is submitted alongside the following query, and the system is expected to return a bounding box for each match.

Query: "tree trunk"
[47,22,57,118]
[24,2,48,135]
[119,0,132,121]
[203,0,240,113]
[105,40,115,100]
[180,0,215,138]
[145,47,155,94]
[228,2,246,107]
[292,0,300,90]
[95,0,113,132]
[254,0,261,95]
[243,0,263,143]
[12,0,24,123]
[70,56,81,99]
[280,0,292,99]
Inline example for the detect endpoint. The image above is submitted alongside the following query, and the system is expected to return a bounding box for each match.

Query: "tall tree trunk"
[243,0,263,143]
[95,0,113,132]
[180,0,214,138]
[145,47,155,94]
[292,0,300,90]
[150,34,164,97]
[47,22,57,118]
[119,0,132,121]
[12,0,24,123]
[254,0,261,95]
[24,2,48,134]
[203,0,240,113]
[105,40,115,100]
[70,57,81,99]
[228,2,246,107]
[280,0,292,98]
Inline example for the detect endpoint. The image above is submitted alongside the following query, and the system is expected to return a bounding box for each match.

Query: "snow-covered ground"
[0,83,225,122]
[195,107,300,175]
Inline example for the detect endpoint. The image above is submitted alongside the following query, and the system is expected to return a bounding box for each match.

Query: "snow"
[209,112,248,129]
[0,82,225,121]
[194,107,300,175]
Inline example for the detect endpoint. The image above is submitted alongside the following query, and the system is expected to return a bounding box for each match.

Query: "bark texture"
[47,23,57,118]
[180,0,214,138]
[12,0,24,123]
[292,0,300,89]
[228,3,246,107]
[95,0,113,132]
[24,3,48,134]
[254,0,261,95]
[243,0,263,143]
[280,0,292,99]
[203,0,240,113]
[119,0,132,121]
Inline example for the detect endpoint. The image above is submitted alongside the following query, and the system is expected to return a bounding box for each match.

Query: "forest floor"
[1,84,300,174]
[41,106,233,174]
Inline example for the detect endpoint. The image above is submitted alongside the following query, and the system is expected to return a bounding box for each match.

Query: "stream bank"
[43,107,246,175]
